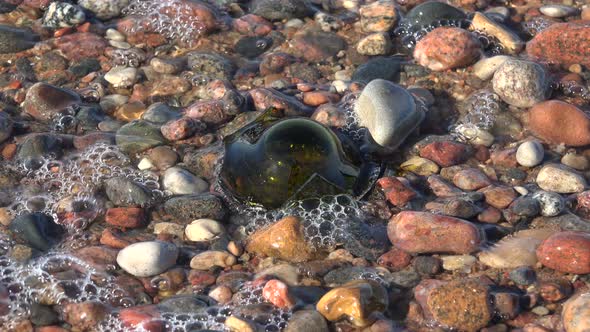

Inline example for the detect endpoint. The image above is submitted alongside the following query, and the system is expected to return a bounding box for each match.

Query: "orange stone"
[526,100,590,146]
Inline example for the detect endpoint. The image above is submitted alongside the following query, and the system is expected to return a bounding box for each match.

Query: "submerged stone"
[9,213,65,251]
[219,111,364,208]
[402,2,465,28]
[0,25,39,54]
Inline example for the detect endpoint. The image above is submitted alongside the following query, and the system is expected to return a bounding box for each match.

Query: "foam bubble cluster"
[394,19,469,50]
[97,281,291,332]
[522,16,554,36]
[110,48,147,68]
[8,144,162,230]
[0,250,131,329]
[338,92,367,143]
[122,0,210,46]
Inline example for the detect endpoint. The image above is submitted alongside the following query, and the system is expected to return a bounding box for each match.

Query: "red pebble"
[262,279,295,308]
[105,207,146,229]
[536,231,590,274]
[419,141,470,167]
[377,247,412,271]
[377,177,417,206]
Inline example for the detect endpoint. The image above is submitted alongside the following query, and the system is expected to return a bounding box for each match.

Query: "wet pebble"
[426,280,492,331]
[0,25,39,54]
[115,120,166,154]
[9,213,64,252]
[162,167,208,195]
[316,280,387,327]
[536,231,590,274]
[527,22,590,67]
[516,141,544,167]
[351,56,401,84]
[359,0,398,32]
[419,141,470,167]
[414,27,481,71]
[473,55,511,80]
[184,218,225,242]
[539,5,578,19]
[452,168,491,191]
[354,79,424,149]
[77,0,128,19]
[388,211,482,254]
[526,100,590,147]
[562,292,590,332]
[532,191,564,217]
[42,2,85,28]
[250,0,312,20]
[262,279,295,308]
[285,309,329,332]
[189,250,236,270]
[0,112,12,143]
[492,59,549,108]
[536,164,586,194]
[246,216,317,263]
[104,66,138,88]
[509,266,536,286]
[105,207,146,229]
[116,241,179,277]
[163,194,226,222]
[357,33,392,56]
[23,83,81,122]
[104,177,151,207]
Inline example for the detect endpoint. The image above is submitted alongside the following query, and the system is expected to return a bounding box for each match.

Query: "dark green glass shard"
[219,111,360,209]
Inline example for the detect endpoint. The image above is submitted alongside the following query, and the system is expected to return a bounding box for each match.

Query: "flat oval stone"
[562,292,590,332]
[116,241,178,277]
[388,211,482,254]
[536,231,590,274]
[354,79,424,149]
[0,25,39,54]
[9,213,65,252]
[540,5,578,18]
[403,2,465,27]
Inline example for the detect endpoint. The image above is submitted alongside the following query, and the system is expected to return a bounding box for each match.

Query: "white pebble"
[540,5,578,18]
[116,241,178,277]
[185,218,225,242]
[104,66,138,88]
[516,140,544,167]
[106,28,126,41]
[137,157,153,170]
[532,191,564,217]
[162,167,208,195]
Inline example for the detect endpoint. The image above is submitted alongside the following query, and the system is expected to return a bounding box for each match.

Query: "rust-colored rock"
[316,280,388,327]
[105,207,146,229]
[527,22,590,67]
[536,231,590,274]
[377,177,417,206]
[377,247,412,271]
[387,211,482,254]
[420,141,470,167]
[526,100,590,147]
[414,27,481,71]
[246,216,318,262]
[426,280,492,332]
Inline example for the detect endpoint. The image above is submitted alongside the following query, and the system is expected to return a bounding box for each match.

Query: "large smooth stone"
[9,213,65,252]
[402,1,465,27]
[116,241,178,277]
[0,25,39,54]
[354,79,424,148]
[115,120,166,155]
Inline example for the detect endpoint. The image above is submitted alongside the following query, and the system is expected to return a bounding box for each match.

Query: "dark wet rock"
[69,58,101,78]
[504,196,540,224]
[235,36,272,58]
[250,0,313,20]
[23,83,81,122]
[342,218,389,260]
[0,25,39,54]
[157,295,212,312]
[249,88,314,116]
[402,1,465,28]
[291,30,346,62]
[413,256,442,275]
[509,266,536,286]
[351,56,402,84]
[104,177,151,207]
[163,194,226,223]
[76,105,107,131]
[187,52,235,82]
[16,134,65,168]
[9,213,65,252]
[30,303,59,326]
[285,309,329,332]
[115,120,166,155]
[0,1,17,13]
[141,103,182,125]
[0,111,12,143]
[323,266,391,287]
